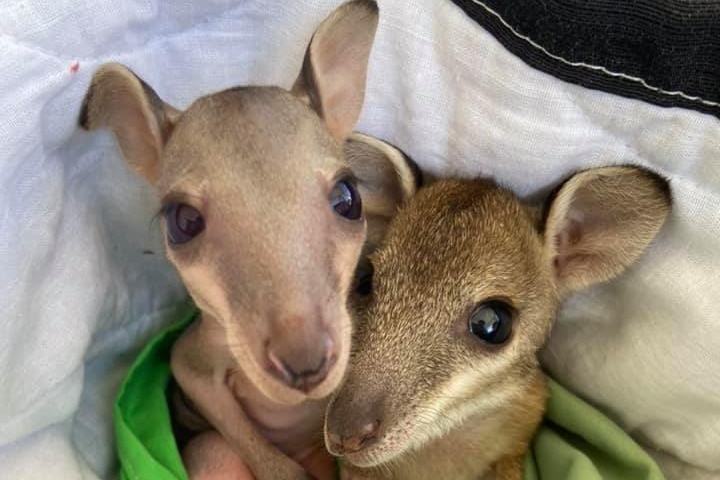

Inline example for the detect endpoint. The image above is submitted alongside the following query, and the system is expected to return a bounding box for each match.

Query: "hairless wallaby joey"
[78,2,422,479]
[326,166,672,480]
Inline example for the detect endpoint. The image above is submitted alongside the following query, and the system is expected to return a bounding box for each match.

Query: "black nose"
[266,332,336,392]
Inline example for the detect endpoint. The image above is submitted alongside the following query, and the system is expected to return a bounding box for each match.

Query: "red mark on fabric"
[69,61,80,74]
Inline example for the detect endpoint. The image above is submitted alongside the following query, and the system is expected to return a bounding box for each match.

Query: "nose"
[326,419,381,455]
[266,327,337,392]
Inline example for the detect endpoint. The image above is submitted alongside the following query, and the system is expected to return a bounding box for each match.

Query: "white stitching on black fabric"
[469,0,720,108]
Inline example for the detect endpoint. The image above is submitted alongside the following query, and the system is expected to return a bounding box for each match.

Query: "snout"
[326,419,381,456]
[265,314,340,393]
[266,332,336,392]
[325,394,384,457]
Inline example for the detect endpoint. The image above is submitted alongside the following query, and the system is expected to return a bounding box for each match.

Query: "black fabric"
[450,0,720,118]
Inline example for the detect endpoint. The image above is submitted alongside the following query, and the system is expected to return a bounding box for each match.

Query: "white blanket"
[1,1,718,479]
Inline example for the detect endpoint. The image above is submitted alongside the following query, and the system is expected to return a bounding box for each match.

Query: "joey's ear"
[291,0,378,142]
[543,166,671,296]
[344,133,421,255]
[78,63,180,184]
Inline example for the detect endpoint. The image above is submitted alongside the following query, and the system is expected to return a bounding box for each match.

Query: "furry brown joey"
[326,166,672,480]
[78,2,422,479]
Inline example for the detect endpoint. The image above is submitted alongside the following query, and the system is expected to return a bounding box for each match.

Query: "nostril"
[358,420,380,441]
[267,348,293,385]
[357,419,380,449]
[333,419,381,454]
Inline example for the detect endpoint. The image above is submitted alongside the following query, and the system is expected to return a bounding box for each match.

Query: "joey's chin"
[342,441,406,468]
[232,363,299,407]
[344,450,383,468]
[260,380,312,406]
[231,348,311,406]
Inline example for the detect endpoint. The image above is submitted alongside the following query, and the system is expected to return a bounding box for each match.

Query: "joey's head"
[78,1,417,405]
[326,167,671,466]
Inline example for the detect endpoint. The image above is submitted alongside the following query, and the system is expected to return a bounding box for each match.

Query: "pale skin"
[181,432,335,480]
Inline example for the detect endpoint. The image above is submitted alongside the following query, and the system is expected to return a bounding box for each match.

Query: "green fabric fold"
[524,378,665,480]
[115,308,195,480]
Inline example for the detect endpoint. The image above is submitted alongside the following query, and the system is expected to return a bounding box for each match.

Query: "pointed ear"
[78,63,180,184]
[344,133,420,255]
[291,0,379,142]
[543,166,671,296]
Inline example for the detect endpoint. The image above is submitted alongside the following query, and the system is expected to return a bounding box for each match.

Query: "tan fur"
[77,3,419,479]
[493,456,525,480]
[326,167,671,480]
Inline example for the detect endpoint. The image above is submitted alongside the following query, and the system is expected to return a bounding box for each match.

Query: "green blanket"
[114,306,665,480]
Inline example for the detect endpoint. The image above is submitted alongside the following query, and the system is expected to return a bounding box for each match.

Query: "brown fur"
[77,2,420,479]
[326,167,672,480]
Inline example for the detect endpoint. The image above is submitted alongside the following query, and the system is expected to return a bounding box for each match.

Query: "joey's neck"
[226,366,329,458]
[198,312,329,458]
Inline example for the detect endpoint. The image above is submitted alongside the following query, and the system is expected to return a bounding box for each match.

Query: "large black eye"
[354,261,374,296]
[164,203,205,245]
[330,179,362,220]
[468,301,513,345]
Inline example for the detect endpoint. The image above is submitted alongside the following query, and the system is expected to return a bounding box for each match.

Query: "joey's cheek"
[178,264,233,321]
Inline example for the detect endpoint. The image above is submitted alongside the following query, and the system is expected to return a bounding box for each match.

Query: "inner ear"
[79,63,179,184]
[291,1,379,141]
[543,166,671,295]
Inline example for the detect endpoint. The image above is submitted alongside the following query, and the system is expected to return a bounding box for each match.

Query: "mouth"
[249,342,349,405]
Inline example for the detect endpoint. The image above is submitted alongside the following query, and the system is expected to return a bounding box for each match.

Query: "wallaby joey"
[326,166,672,480]
[78,2,422,479]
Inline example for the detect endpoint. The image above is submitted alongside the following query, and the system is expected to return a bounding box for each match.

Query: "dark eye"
[468,301,513,345]
[163,202,205,245]
[354,262,374,296]
[330,179,362,220]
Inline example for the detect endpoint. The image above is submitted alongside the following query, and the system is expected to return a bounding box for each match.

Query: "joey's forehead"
[372,206,543,311]
[381,218,539,282]
[158,140,344,204]
[161,130,339,181]
[162,89,341,180]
